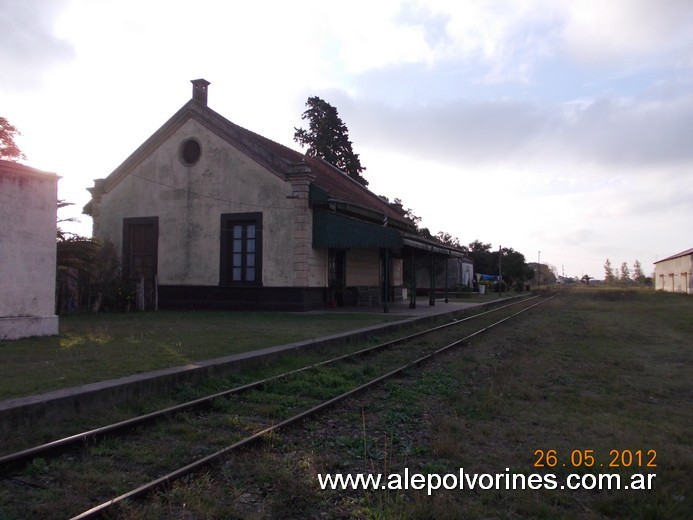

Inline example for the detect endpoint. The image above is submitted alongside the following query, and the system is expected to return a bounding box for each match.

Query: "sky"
[2,0,692,280]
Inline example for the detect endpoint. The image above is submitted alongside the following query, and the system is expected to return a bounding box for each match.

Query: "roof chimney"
[191,79,210,105]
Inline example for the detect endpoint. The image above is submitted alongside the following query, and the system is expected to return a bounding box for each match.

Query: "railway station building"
[84,80,468,311]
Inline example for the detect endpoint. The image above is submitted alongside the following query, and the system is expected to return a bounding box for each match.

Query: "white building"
[654,248,693,294]
[0,160,59,339]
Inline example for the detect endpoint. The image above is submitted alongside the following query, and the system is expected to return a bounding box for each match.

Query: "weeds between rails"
[0,294,540,472]
[0,295,551,519]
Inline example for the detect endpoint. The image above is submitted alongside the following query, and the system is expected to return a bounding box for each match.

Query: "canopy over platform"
[312,209,402,249]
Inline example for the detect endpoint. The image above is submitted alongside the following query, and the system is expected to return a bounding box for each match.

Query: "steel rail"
[0,294,540,473]
[70,295,554,519]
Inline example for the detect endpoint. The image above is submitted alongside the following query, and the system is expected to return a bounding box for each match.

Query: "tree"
[529,262,556,286]
[604,258,615,285]
[632,260,647,285]
[468,240,492,254]
[56,201,100,312]
[467,240,495,275]
[499,247,533,289]
[619,262,631,283]
[387,197,421,227]
[294,96,367,186]
[0,117,26,161]
[435,231,461,248]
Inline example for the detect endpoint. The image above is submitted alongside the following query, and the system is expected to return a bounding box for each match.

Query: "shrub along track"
[0,294,553,519]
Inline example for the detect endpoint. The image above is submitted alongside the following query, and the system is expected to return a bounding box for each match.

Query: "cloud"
[7,0,691,279]
[342,76,693,176]
[558,89,693,168]
[323,1,693,89]
[324,1,434,74]
[0,0,74,90]
[310,1,693,181]
[558,0,693,66]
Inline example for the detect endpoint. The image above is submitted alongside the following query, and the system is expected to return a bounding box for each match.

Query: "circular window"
[180,138,201,165]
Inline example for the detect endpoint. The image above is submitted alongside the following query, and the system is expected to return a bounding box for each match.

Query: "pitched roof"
[86,97,406,223]
[654,248,693,264]
[0,159,58,181]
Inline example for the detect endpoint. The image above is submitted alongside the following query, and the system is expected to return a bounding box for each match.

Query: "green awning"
[313,209,402,249]
[402,235,470,258]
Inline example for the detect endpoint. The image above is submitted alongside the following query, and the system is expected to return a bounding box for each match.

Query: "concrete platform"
[308,296,485,315]
[0,297,507,435]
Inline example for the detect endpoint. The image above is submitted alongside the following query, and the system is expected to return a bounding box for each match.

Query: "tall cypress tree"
[294,96,368,186]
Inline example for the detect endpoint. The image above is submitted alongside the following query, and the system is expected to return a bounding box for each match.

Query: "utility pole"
[538,250,541,289]
[498,245,502,297]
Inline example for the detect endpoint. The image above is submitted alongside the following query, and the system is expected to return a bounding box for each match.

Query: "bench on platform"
[356,286,381,307]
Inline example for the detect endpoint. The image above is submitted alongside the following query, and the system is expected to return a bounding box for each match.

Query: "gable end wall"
[93,119,316,287]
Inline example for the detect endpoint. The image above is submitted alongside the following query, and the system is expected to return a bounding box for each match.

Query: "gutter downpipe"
[382,248,390,313]
[409,249,417,309]
[445,256,449,303]
[429,254,435,306]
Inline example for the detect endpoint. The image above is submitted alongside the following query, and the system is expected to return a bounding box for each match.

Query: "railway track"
[0,294,554,519]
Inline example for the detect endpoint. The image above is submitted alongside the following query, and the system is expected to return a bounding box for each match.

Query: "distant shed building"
[654,248,693,294]
[0,160,59,339]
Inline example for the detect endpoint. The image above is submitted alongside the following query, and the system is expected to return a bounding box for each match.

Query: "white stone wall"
[0,163,59,339]
[308,248,328,288]
[346,249,402,287]
[347,249,380,286]
[655,254,693,294]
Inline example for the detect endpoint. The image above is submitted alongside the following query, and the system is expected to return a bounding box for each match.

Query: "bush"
[90,241,130,312]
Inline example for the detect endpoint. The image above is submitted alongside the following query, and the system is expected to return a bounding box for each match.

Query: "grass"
[357,288,693,518]
[4,287,688,518]
[0,292,513,401]
[0,310,405,400]
[124,287,691,519]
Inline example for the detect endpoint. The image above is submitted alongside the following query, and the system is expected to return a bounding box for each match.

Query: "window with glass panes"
[220,213,262,285]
